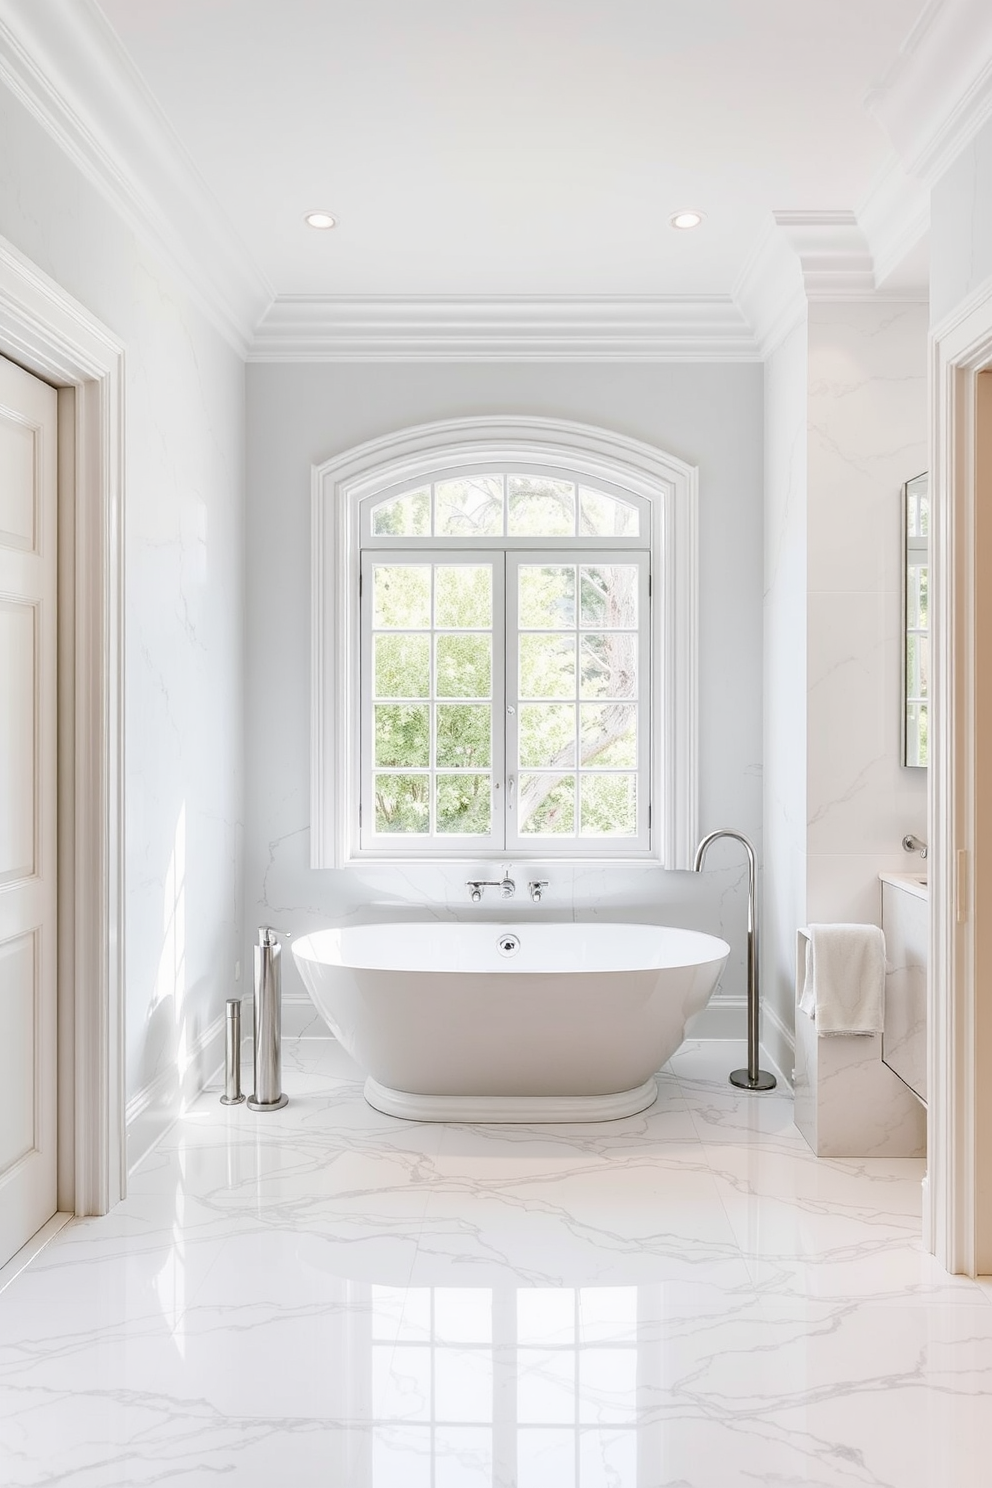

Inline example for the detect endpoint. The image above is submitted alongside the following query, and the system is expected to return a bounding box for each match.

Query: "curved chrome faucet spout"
[692,828,775,1092]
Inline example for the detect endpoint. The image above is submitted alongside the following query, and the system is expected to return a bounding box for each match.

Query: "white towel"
[798,923,885,1035]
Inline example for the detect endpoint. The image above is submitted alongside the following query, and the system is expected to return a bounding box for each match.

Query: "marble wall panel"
[0,85,246,1154]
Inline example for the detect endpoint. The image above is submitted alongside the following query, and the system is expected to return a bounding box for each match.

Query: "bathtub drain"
[497,933,520,957]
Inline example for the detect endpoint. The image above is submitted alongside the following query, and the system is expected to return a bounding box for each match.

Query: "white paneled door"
[0,354,57,1266]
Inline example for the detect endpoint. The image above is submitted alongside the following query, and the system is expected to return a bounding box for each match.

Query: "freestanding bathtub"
[293,922,730,1122]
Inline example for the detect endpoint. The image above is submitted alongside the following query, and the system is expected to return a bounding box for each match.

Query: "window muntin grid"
[368,1284,640,1487]
[368,472,641,543]
[360,548,650,852]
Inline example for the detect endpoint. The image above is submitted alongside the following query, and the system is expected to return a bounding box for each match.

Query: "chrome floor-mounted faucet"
[692,829,776,1092]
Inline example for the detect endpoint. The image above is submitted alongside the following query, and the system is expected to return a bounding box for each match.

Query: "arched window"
[312,419,697,867]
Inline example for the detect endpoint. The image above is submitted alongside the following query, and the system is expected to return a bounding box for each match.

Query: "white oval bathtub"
[293,922,730,1122]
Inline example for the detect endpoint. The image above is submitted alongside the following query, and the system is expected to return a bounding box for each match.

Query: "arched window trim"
[311,416,698,868]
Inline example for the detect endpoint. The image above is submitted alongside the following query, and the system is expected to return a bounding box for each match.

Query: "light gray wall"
[245,362,764,1018]
[0,82,246,1156]
[930,112,992,325]
[761,318,809,1053]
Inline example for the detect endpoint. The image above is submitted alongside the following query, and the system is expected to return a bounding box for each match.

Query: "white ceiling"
[95,0,928,300]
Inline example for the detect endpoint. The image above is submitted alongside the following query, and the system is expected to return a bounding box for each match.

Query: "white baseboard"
[760,1000,796,1089]
[125,1009,228,1174]
[686,996,746,1040]
[281,998,335,1038]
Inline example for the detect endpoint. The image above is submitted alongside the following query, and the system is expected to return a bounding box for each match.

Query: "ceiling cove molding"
[856,153,930,289]
[249,295,761,362]
[0,0,272,355]
[734,211,925,358]
[866,0,992,186]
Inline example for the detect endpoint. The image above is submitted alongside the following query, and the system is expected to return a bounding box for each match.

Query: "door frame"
[929,273,992,1274]
[0,234,124,1217]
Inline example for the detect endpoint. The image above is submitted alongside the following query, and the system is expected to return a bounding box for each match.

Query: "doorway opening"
[0,234,125,1261]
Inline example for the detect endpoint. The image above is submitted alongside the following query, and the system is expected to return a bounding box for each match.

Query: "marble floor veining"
[1,1038,991,1487]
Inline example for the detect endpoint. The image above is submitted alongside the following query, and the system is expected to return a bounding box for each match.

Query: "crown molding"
[0,0,272,355]
[856,153,930,288]
[249,295,761,362]
[734,210,926,357]
[866,0,992,186]
[733,219,808,359]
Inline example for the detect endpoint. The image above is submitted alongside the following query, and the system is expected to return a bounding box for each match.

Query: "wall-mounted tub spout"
[248,927,290,1112]
[466,870,516,902]
[902,834,928,859]
[692,830,776,1093]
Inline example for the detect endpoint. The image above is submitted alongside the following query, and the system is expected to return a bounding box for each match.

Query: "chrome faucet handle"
[500,878,516,898]
[529,880,549,902]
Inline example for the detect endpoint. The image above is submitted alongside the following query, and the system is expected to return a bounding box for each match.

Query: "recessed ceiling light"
[670,210,704,231]
[305,210,337,230]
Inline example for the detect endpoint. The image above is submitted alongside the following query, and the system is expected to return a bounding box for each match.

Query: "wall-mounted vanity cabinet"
[880,873,927,1104]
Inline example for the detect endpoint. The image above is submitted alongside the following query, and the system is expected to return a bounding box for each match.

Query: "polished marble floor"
[1,1038,991,1487]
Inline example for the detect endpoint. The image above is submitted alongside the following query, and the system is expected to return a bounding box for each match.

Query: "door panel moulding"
[930,272,992,1275]
[0,231,125,1217]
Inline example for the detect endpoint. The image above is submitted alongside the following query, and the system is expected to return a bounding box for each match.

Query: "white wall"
[761,318,809,1061]
[930,113,992,326]
[761,300,928,1071]
[806,302,928,925]
[0,84,246,1164]
[245,362,764,1027]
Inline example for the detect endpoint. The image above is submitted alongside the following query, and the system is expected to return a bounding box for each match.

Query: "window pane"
[436,774,491,834]
[375,704,430,767]
[519,634,576,700]
[579,486,639,536]
[577,1287,638,1344]
[374,774,430,833]
[579,565,638,628]
[580,634,637,700]
[435,565,492,629]
[517,1430,574,1488]
[518,1289,575,1346]
[519,775,575,835]
[437,704,491,768]
[375,634,431,698]
[435,476,503,537]
[580,703,636,768]
[507,475,575,536]
[518,565,575,629]
[373,565,432,629]
[517,1348,576,1421]
[519,703,575,768]
[580,774,636,836]
[436,634,491,698]
[371,487,431,536]
[435,1428,493,1488]
[435,1289,493,1344]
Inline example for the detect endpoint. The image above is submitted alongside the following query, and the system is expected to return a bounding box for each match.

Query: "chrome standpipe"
[220,998,245,1105]
[247,926,290,1112]
[692,829,776,1092]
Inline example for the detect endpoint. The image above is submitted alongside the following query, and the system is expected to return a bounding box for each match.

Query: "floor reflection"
[363,1284,642,1488]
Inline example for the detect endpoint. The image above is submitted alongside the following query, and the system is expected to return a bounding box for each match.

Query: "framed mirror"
[903,472,929,768]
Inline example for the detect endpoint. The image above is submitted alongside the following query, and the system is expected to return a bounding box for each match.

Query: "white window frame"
[312,417,698,868]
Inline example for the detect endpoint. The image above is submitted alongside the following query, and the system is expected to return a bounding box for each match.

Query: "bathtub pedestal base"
[363,1075,659,1124]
